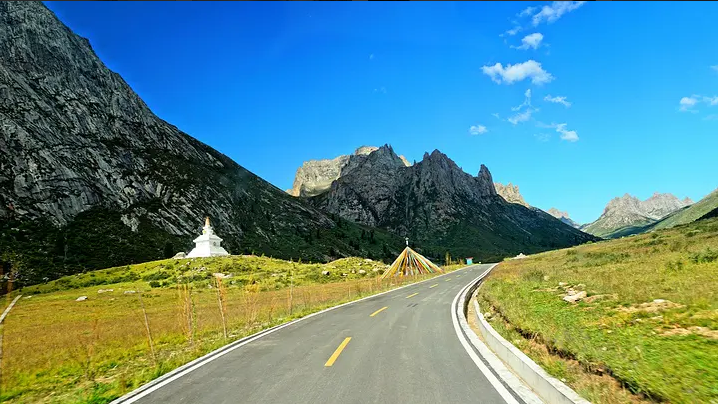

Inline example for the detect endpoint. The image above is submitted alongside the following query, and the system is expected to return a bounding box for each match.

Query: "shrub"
[665,260,685,272]
[689,248,718,264]
[148,280,161,288]
[142,271,171,282]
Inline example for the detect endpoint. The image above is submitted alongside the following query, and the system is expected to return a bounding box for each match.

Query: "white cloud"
[481,60,554,85]
[532,1,586,26]
[678,94,718,112]
[555,123,579,142]
[711,65,718,73]
[679,96,698,112]
[538,122,579,141]
[511,33,544,50]
[502,26,523,37]
[544,94,572,107]
[704,114,718,121]
[491,112,501,119]
[469,125,488,135]
[518,6,537,17]
[512,88,533,111]
[534,133,551,142]
[508,109,534,125]
[369,54,375,60]
[373,86,387,94]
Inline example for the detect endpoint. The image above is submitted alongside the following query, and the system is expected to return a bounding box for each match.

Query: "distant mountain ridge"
[547,208,581,228]
[582,192,693,238]
[647,188,718,231]
[302,145,597,261]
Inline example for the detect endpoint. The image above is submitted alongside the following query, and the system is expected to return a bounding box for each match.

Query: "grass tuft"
[478,217,718,404]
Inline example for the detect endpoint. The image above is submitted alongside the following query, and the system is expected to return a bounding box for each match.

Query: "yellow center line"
[370,306,388,317]
[325,337,351,367]
[406,292,419,298]
[429,284,438,288]
[445,279,451,282]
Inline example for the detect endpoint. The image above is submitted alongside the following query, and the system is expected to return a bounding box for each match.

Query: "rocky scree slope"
[308,146,598,262]
[582,192,693,238]
[0,2,403,286]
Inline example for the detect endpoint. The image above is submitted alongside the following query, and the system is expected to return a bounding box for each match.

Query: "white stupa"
[186,217,230,258]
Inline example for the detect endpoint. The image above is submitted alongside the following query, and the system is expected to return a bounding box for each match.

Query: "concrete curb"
[464,268,591,404]
[110,265,473,403]
[454,266,543,404]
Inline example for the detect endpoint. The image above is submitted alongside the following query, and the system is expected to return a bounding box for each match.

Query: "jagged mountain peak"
[309,148,594,258]
[494,181,528,207]
[287,144,409,197]
[354,145,379,156]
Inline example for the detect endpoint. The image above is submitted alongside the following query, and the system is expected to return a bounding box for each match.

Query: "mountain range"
[581,193,694,238]
[288,145,597,260]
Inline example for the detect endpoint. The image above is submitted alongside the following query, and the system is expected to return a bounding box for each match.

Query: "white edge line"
[469,300,545,404]
[451,265,520,404]
[474,300,591,404]
[0,295,22,324]
[112,265,477,403]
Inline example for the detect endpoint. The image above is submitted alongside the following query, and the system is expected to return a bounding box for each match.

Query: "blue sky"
[44,1,717,224]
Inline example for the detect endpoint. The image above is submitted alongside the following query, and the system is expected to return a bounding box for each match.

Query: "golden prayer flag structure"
[380,245,443,279]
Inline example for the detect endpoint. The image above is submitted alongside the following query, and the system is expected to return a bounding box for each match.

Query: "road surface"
[129,264,524,404]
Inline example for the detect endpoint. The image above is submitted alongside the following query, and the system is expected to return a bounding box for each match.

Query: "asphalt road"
[130,264,521,404]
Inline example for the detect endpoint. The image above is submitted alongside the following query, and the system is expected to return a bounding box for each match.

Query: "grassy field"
[478,217,718,404]
[0,255,458,403]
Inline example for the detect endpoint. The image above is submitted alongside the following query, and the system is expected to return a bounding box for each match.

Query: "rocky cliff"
[547,208,580,228]
[309,146,597,261]
[0,2,404,285]
[494,183,530,207]
[287,146,411,197]
[582,192,693,238]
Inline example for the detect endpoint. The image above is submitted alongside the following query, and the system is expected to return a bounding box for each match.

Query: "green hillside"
[648,188,718,231]
[479,216,718,403]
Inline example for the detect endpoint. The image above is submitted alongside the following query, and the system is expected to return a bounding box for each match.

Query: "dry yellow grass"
[0,257,456,403]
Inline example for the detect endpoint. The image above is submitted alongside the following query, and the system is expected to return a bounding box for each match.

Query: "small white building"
[187,217,230,258]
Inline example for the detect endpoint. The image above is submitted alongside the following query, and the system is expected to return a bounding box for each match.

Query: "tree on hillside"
[163,241,174,259]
